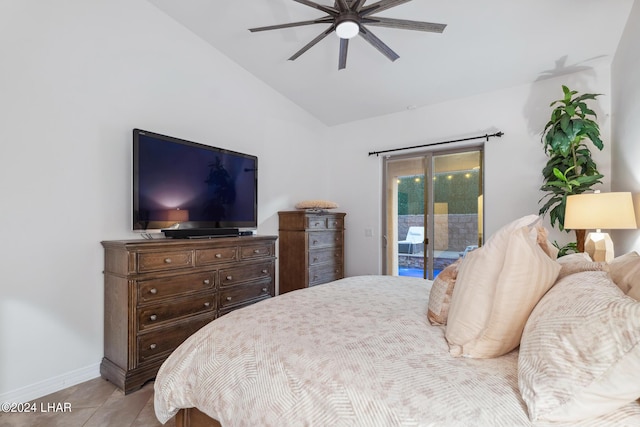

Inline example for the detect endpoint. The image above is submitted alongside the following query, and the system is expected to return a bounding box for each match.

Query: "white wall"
[0,0,331,400]
[327,66,613,276]
[612,0,640,253]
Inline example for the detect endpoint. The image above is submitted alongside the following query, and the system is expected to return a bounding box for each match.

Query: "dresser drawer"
[308,231,342,249]
[219,262,274,287]
[137,315,212,364]
[307,216,328,230]
[138,295,215,331]
[240,243,274,260]
[219,280,272,309]
[309,248,342,266]
[138,272,214,303]
[309,263,343,286]
[137,250,193,273]
[195,247,237,266]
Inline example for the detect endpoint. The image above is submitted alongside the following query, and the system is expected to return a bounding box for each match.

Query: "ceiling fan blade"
[338,38,349,70]
[360,0,411,16]
[363,17,446,33]
[352,0,367,12]
[293,0,339,16]
[289,26,335,61]
[359,27,399,62]
[336,0,350,12]
[249,17,333,32]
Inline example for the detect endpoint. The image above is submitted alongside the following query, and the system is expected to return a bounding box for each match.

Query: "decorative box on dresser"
[100,235,277,394]
[278,210,346,294]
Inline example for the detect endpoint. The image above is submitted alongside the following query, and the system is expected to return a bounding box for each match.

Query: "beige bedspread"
[154,275,640,426]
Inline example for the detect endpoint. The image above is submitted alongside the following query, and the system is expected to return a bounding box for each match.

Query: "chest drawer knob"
[149,343,157,350]
[164,258,172,264]
[226,296,232,301]
[149,288,158,295]
[262,287,268,293]
[149,314,157,321]
[215,253,222,258]
[253,249,261,254]
[313,257,319,262]
[312,240,318,245]
[204,302,211,308]
[203,279,210,285]
[226,275,233,281]
[261,269,268,274]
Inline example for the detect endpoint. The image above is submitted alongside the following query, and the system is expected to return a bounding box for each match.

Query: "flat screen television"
[133,129,257,237]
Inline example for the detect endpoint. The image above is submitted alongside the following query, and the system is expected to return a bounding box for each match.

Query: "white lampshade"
[564,192,637,230]
[564,191,637,262]
[336,21,359,39]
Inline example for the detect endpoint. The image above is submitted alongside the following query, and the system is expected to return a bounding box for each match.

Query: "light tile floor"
[0,378,175,427]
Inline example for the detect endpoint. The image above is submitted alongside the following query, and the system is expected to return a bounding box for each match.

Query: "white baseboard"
[0,363,101,403]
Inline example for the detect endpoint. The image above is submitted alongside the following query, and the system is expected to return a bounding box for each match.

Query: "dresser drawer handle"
[215,253,222,258]
[313,275,318,280]
[203,279,210,285]
[314,222,321,226]
[261,269,268,274]
[261,287,268,293]
[149,288,158,295]
[164,258,172,264]
[253,249,261,254]
[226,275,233,281]
[313,257,318,262]
[149,343,157,350]
[149,314,157,321]
[204,302,211,308]
[226,296,232,301]
[312,240,318,245]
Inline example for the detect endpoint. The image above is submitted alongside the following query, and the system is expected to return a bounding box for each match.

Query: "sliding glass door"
[383,147,483,279]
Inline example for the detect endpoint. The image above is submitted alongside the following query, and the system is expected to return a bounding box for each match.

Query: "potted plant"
[538,85,604,253]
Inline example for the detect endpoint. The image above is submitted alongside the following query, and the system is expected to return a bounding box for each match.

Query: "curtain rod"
[368,131,504,157]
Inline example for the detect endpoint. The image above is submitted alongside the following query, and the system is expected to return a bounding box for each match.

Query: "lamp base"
[584,232,614,262]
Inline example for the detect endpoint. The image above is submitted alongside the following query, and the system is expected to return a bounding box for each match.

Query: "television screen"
[133,129,257,232]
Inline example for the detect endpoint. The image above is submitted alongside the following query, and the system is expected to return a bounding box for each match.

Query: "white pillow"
[446,225,559,357]
[518,271,640,422]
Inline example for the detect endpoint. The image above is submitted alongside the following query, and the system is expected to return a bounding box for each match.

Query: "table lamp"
[564,191,637,262]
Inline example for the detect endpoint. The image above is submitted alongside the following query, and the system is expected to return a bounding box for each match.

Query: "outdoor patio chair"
[398,226,424,254]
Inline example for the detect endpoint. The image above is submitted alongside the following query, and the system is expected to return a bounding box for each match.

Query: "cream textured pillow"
[445,214,546,357]
[446,226,560,358]
[518,271,640,422]
[427,259,460,325]
[608,251,640,294]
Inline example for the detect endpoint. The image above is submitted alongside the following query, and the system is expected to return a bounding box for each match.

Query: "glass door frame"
[382,144,484,279]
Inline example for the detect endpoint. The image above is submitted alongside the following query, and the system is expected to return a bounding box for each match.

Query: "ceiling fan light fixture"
[336,20,359,39]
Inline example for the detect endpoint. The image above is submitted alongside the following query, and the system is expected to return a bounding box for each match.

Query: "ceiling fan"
[249,0,447,70]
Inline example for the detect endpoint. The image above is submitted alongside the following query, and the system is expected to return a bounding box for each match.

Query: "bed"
[154,216,640,427]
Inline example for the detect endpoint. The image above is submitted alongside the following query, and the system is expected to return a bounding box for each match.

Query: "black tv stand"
[162,228,239,239]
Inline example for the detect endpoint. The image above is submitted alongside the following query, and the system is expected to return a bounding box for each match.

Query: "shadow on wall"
[522,55,605,138]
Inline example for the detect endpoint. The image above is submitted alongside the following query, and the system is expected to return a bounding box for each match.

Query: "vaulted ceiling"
[148,0,634,126]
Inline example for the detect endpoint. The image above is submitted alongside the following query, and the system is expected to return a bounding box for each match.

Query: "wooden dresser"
[100,235,277,394]
[278,211,345,294]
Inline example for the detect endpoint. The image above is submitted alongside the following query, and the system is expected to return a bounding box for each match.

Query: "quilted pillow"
[445,214,558,358]
[427,259,461,325]
[518,271,640,422]
[555,252,607,280]
[608,251,640,294]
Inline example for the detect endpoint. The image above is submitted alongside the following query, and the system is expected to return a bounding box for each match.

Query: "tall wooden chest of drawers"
[100,235,277,393]
[278,211,345,294]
